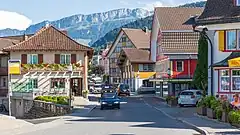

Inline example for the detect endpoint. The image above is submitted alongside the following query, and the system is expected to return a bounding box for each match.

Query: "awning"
[134,72,156,79]
[149,78,193,82]
[23,71,82,79]
[212,52,240,68]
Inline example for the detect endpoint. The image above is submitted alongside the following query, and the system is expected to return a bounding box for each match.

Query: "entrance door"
[70,78,82,96]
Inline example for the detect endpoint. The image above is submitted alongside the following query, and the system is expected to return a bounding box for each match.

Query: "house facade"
[118,48,155,93]
[2,25,93,117]
[191,0,240,100]
[106,28,150,84]
[99,44,111,75]
[150,7,203,97]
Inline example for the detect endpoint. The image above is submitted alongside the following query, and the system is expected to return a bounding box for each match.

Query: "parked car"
[178,90,202,107]
[93,83,102,94]
[117,84,130,96]
[100,91,120,110]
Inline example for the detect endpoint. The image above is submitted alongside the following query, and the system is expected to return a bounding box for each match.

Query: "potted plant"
[228,110,240,128]
[221,100,231,122]
[82,90,89,98]
[196,98,207,116]
[207,97,220,119]
[204,96,215,118]
[166,95,178,106]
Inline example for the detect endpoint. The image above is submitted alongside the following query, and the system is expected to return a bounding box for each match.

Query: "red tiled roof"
[0,38,21,54]
[155,7,203,30]
[3,25,93,52]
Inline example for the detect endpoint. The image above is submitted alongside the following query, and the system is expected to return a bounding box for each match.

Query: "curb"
[143,100,209,135]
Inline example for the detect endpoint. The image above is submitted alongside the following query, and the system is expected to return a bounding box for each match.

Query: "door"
[70,78,82,96]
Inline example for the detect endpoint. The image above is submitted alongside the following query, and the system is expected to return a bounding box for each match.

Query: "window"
[226,30,237,50]
[122,37,127,42]
[51,78,65,89]
[111,68,116,73]
[148,64,154,71]
[28,54,38,64]
[60,54,71,64]
[176,61,184,72]
[142,80,153,87]
[2,77,6,87]
[196,91,202,95]
[220,70,230,91]
[0,57,8,67]
[180,91,194,96]
[143,64,148,71]
[236,0,240,6]
[232,70,240,91]
[27,79,38,89]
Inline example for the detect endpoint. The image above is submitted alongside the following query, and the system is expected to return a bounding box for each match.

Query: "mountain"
[91,1,206,50]
[0,8,152,45]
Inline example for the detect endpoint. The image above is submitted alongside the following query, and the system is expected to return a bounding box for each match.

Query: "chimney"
[142,26,148,34]
[24,34,28,41]
[61,30,68,35]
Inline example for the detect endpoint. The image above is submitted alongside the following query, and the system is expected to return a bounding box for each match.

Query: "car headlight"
[114,101,119,104]
[102,102,107,104]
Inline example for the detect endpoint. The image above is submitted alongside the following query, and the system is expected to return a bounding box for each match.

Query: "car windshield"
[180,91,194,95]
[119,84,129,90]
[102,93,116,98]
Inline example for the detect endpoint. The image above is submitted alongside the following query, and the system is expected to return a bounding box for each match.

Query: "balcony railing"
[21,63,84,73]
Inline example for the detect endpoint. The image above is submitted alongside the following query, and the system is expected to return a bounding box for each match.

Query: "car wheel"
[179,104,184,107]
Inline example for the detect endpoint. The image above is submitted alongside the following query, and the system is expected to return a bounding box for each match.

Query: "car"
[178,90,202,107]
[93,83,102,93]
[100,92,120,110]
[117,84,130,96]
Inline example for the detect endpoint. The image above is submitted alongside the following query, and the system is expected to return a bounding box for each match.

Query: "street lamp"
[67,64,73,108]
[183,16,214,96]
[137,71,140,93]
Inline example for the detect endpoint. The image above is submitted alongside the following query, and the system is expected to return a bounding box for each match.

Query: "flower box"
[207,108,216,119]
[221,111,228,122]
[168,99,178,106]
[196,106,207,116]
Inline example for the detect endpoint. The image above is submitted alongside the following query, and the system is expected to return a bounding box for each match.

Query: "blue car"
[100,92,120,110]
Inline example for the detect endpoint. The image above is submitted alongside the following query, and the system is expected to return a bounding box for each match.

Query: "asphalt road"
[19,96,200,135]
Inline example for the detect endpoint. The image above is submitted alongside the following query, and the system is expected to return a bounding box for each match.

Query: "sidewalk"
[151,97,240,135]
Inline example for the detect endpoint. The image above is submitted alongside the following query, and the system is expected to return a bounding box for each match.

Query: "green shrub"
[228,111,240,124]
[215,106,223,120]
[222,100,232,113]
[34,96,69,105]
[204,96,215,108]
[197,98,206,107]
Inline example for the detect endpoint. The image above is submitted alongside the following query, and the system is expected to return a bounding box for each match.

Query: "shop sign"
[228,57,240,67]
[8,60,21,75]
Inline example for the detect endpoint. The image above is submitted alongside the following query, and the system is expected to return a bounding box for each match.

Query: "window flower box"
[207,108,216,119]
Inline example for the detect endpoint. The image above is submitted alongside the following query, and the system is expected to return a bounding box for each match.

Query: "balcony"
[21,63,84,74]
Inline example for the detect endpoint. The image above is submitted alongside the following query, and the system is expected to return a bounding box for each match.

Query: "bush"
[228,111,240,124]
[34,96,69,105]
[197,98,206,107]
[215,106,223,120]
[166,95,177,102]
[204,96,215,108]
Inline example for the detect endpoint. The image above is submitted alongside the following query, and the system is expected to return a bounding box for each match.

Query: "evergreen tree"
[193,32,208,96]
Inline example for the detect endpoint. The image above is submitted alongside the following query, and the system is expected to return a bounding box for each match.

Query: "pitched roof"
[3,25,93,52]
[106,28,150,57]
[155,7,203,30]
[121,48,154,63]
[122,28,150,49]
[0,38,20,54]
[161,32,199,54]
[197,0,240,25]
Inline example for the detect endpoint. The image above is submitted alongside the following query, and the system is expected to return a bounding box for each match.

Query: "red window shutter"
[38,54,43,64]
[55,54,60,64]
[21,54,27,64]
[71,54,76,64]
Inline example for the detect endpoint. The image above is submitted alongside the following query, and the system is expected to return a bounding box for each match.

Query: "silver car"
[178,90,202,107]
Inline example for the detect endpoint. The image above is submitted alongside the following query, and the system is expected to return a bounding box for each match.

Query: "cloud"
[0,10,32,30]
[120,0,130,5]
[141,1,165,11]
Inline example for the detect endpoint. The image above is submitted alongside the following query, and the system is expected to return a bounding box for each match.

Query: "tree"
[88,65,104,75]
[192,32,208,96]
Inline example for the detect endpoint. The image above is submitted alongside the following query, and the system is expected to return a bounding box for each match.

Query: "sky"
[0,0,204,30]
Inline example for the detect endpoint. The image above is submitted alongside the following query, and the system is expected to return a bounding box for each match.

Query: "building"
[92,55,101,65]
[100,44,111,75]
[118,48,155,93]
[150,7,203,96]
[187,0,240,100]
[106,28,150,84]
[2,25,93,117]
[0,38,21,97]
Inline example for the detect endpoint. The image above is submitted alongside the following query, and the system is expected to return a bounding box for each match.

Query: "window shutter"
[218,30,225,51]
[71,54,76,64]
[38,54,43,64]
[55,54,60,64]
[21,54,27,64]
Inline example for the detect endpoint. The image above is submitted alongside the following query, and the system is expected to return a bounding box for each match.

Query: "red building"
[150,7,203,96]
